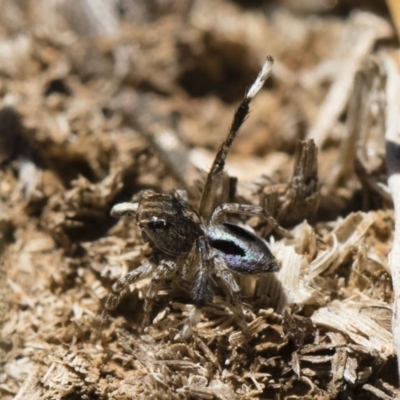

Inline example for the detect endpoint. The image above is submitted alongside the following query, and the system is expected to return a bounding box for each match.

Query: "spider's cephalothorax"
[103,56,291,335]
[134,191,203,257]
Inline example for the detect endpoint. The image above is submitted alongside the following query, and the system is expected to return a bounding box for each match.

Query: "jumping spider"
[103,56,291,336]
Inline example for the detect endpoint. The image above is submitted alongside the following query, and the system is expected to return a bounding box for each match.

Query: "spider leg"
[210,203,292,238]
[110,201,139,218]
[214,256,248,333]
[142,260,179,326]
[101,260,153,327]
[171,187,188,202]
[191,236,214,307]
[199,57,274,220]
[110,190,157,219]
[181,236,214,338]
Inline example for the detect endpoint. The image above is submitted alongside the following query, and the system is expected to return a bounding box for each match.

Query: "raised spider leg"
[101,260,153,327]
[142,259,179,326]
[210,203,292,238]
[199,57,274,220]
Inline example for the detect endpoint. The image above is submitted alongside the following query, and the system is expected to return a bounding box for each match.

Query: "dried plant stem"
[383,51,400,375]
[307,13,392,147]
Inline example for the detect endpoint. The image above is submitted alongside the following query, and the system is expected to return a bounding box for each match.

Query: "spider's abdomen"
[208,223,279,274]
[138,193,203,257]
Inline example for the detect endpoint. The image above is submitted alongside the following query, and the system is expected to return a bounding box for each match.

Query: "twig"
[307,12,392,147]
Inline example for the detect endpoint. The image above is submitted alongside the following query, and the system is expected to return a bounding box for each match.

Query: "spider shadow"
[241,273,287,314]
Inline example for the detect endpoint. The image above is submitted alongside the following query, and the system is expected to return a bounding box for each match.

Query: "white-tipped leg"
[110,202,139,218]
[247,56,274,99]
[199,57,274,219]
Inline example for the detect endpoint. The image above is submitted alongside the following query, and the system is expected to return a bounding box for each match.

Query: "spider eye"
[148,217,168,229]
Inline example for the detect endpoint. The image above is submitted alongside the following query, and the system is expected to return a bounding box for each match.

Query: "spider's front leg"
[142,259,179,326]
[101,260,153,327]
[181,236,213,338]
[210,203,292,238]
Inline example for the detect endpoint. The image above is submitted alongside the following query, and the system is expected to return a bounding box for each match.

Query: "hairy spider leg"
[171,187,189,202]
[210,203,292,238]
[214,256,248,333]
[191,236,214,307]
[102,259,179,328]
[185,237,251,336]
[110,189,164,219]
[199,56,274,220]
[101,260,153,327]
[180,237,213,339]
[142,260,179,326]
